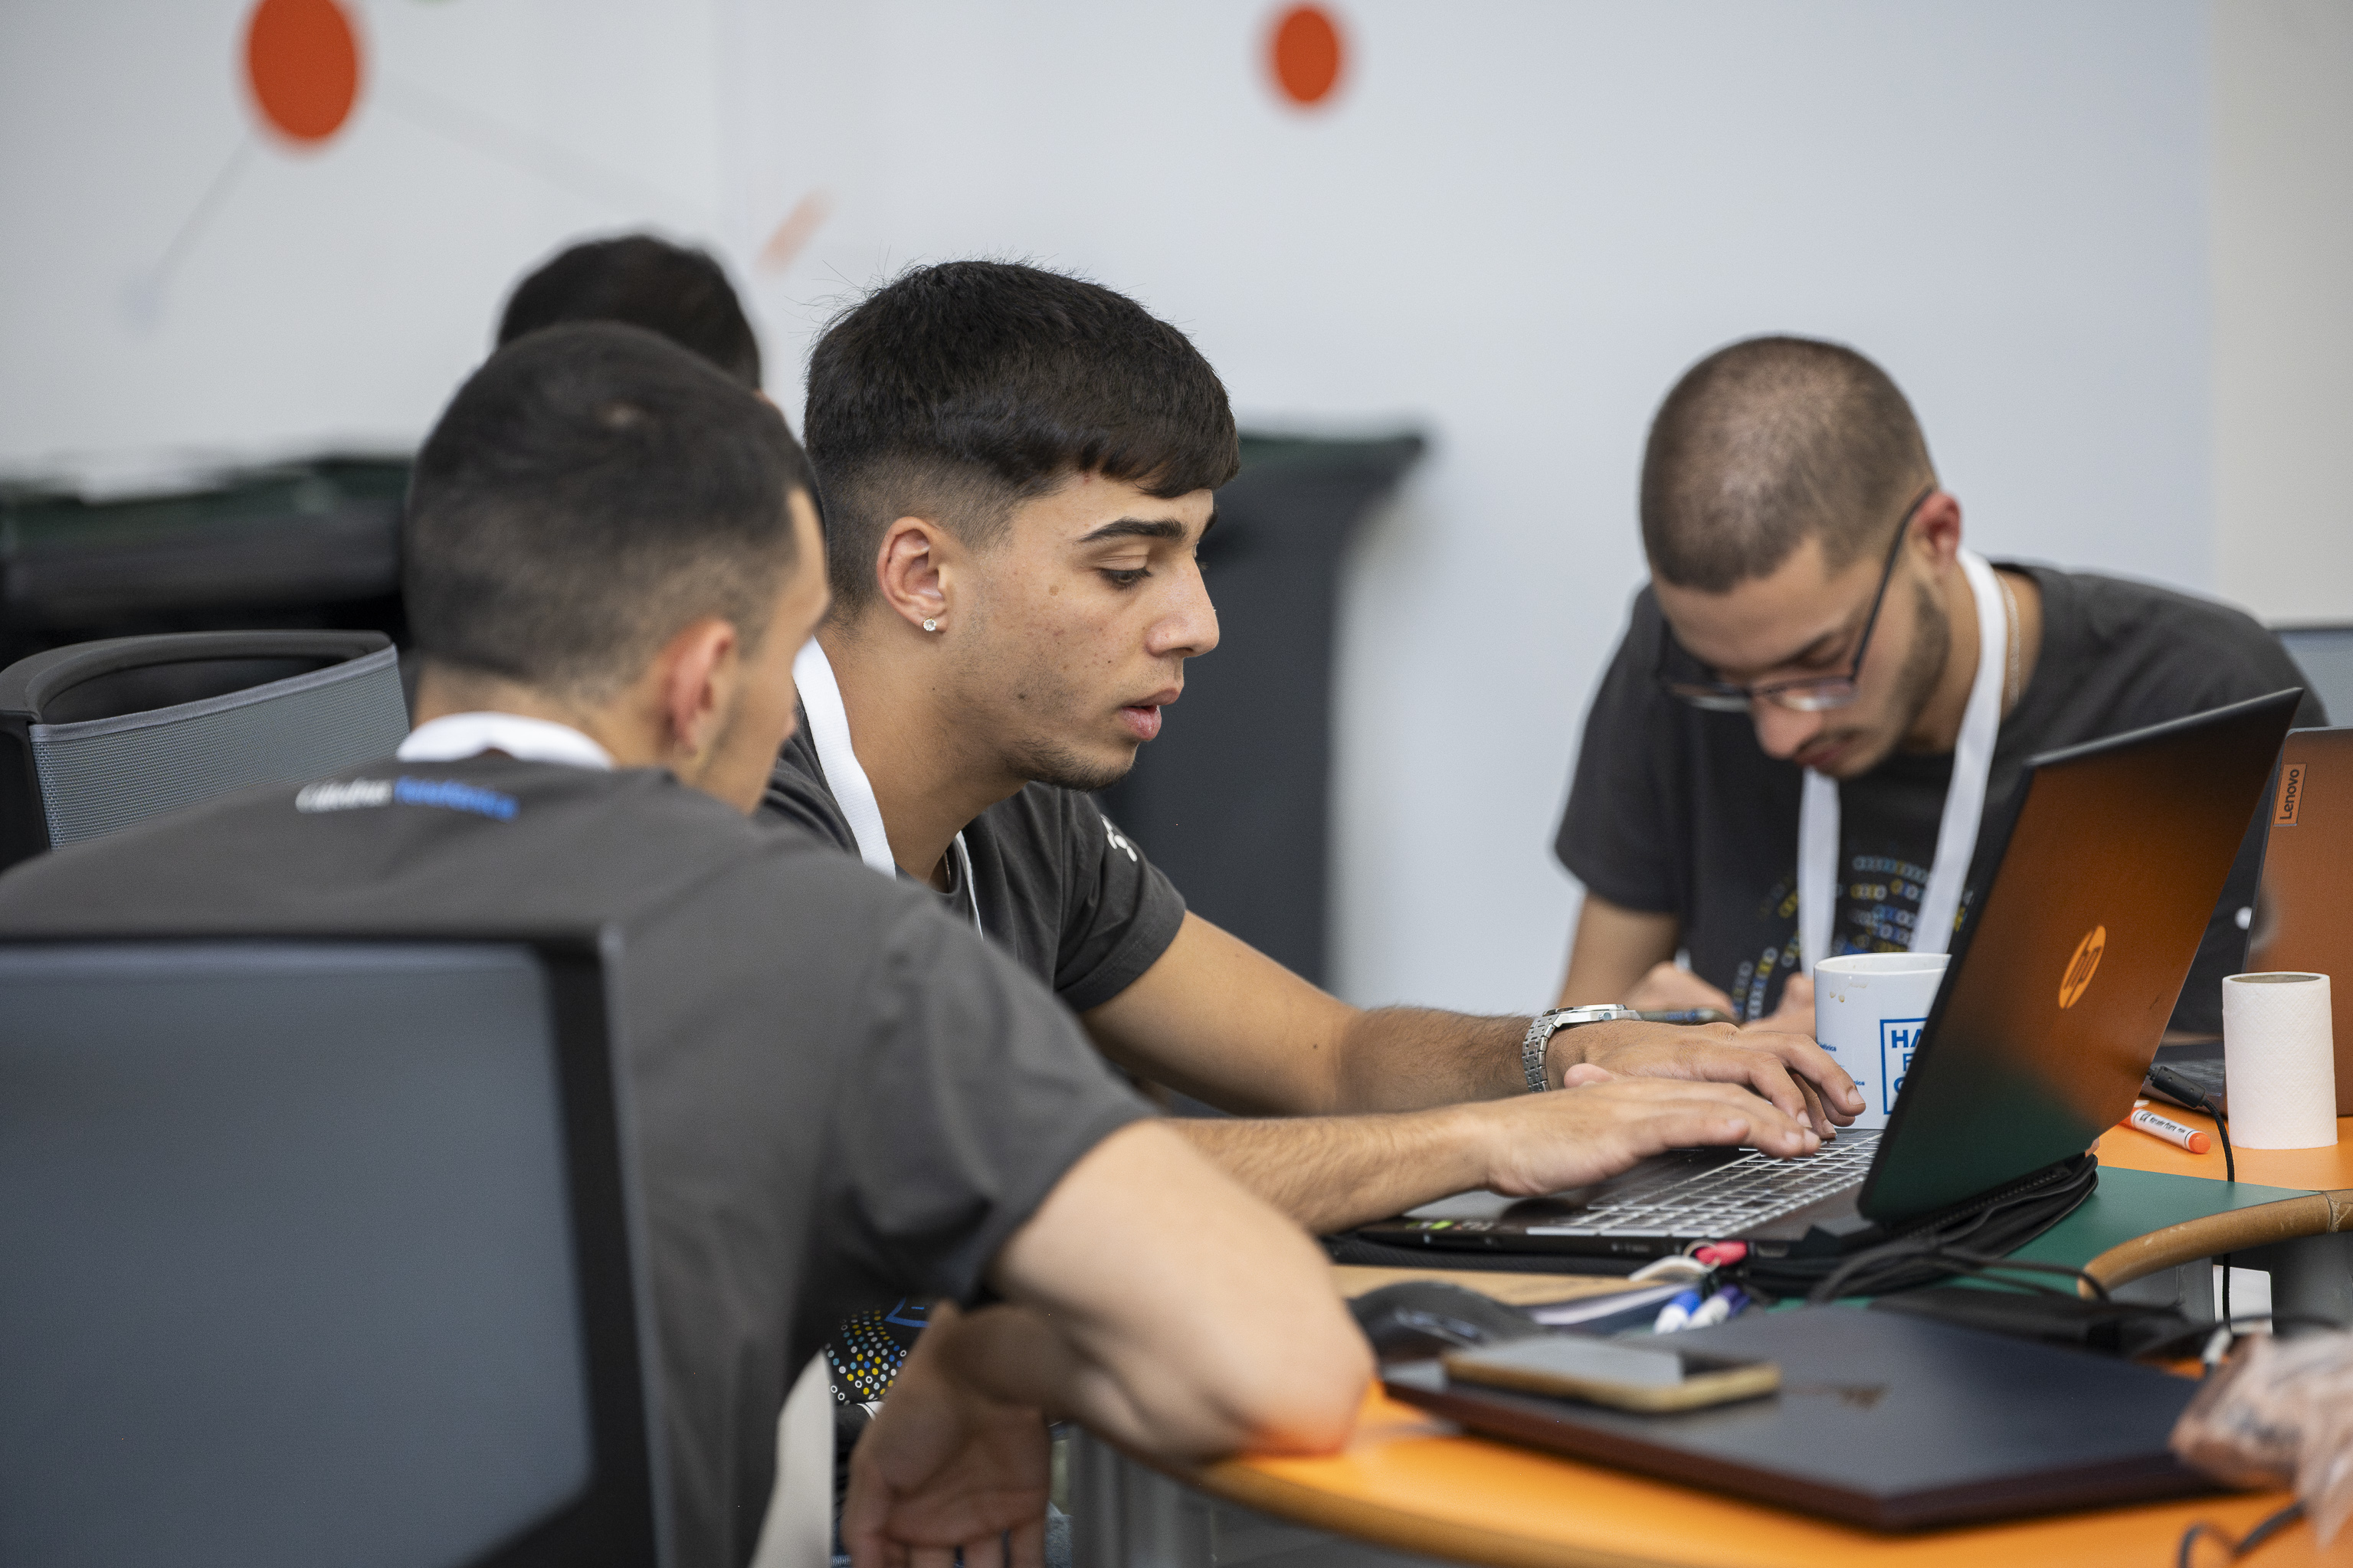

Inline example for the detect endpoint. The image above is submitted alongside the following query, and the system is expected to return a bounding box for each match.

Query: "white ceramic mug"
[1813,952,1950,1131]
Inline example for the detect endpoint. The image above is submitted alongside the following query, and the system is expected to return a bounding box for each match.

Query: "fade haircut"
[804,260,1240,614]
[498,234,762,388]
[405,322,812,702]
[1641,336,1935,593]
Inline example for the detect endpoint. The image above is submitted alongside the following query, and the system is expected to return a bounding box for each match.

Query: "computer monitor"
[0,938,659,1568]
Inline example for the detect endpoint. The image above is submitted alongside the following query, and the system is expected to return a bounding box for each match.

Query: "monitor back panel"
[0,941,627,1568]
[2247,727,2353,1115]
[1862,692,2299,1223]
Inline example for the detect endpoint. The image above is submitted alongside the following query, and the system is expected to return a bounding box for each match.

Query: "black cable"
[2151,1066,2238,1324]
[2209,1097,2236,1326]
[2177,1500,2305,1566]
[1802,1236,2112,1306]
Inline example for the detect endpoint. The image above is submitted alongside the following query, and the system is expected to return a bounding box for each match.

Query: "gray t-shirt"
[0,756,1151,1568]
[1556,564,2324,1032]
[764,719,1185,1011]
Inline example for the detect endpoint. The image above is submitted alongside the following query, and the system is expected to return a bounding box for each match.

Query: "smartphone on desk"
[1442,1334,1778,1413]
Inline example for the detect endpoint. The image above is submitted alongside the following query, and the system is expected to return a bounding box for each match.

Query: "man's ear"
[1910,489,1965,568]
[874,516,954,633]
[654,617,742,763]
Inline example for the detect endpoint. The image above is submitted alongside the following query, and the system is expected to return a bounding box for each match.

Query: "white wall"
[0,0,724,479]
[2212,0,2353,624]
[730,1,2214,1011]
[1,3,2260,1016]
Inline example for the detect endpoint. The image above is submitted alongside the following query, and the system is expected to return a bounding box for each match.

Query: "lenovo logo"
[2276,763,2305,827]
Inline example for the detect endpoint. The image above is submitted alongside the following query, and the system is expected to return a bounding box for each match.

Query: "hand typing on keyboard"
[1471,1075,1824,1200]
[1553,1019,1863,1138]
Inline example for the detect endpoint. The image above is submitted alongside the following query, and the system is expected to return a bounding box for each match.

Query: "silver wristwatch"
[1520,1005,1641,1092]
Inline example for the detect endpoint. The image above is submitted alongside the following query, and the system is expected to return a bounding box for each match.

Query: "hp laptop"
[1354,689,2302,1263]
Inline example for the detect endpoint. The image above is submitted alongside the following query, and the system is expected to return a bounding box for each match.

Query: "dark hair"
[804,260,1239,612]
[1641,336,1934,592]
[405,322,813,700]
[497,234,762,388]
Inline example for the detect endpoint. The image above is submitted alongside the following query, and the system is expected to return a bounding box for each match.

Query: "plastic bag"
[2171,1331,2353,1543]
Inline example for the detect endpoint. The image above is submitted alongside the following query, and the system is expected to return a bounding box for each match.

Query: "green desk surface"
[2011,1164,2310,1271]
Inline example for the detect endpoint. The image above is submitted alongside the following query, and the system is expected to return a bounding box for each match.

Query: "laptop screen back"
[1860,690,2299,1222]
[0,943,598,1568]
[2247,726,2353,1115]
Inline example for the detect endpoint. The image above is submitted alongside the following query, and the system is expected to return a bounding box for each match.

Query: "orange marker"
[2122,1107,2211,1154]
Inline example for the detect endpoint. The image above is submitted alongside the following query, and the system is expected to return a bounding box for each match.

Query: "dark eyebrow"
[1743,624,1850,676]
[1075,516,1188,545]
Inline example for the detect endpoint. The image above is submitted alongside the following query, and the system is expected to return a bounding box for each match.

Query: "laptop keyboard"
[1526,1133,1881,1239]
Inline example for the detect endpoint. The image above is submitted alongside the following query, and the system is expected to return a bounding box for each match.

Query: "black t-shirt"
[762,719,1187,1011]
[0,757,1151,1568]
[1556,565,2325,1032]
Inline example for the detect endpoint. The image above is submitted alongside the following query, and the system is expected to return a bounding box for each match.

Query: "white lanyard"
[1797,549,2006,976]
[791,640,984,936]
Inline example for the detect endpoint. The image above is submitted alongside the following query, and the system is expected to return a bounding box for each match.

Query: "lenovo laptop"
[1354,689,2302,1263]
[2145,724,2353,1118]
[2240,727,2353,1114]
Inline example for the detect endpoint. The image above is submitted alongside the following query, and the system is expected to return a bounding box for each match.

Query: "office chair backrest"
[0,938,660,1568]
[0,630,411,870]
[2276,624,2353,723]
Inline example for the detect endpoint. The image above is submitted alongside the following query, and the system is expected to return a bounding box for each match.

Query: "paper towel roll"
[2223,972,2340,1150]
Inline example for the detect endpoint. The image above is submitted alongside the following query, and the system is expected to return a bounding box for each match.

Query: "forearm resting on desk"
[981,1121,1369,1458]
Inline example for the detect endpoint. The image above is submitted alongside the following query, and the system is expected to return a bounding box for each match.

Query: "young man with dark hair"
[768,262,1857,1246]
[0,323,1371,1568]
[498,233,763,388]
[1554,335,2320,1031]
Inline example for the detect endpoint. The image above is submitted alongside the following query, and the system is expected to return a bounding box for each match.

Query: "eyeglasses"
[1653,485,1935,714]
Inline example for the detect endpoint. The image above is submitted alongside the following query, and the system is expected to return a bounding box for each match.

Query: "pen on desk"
[1637,1007,1735,1026]
[2121,1106,2210,1154]
[1652,1288,1702,1334]
[1686,1286,1748,1331]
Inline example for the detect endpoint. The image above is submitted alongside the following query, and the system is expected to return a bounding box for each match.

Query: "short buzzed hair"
[497,234,762,388]
[405,322,811,702]
[804,260,1239,614]
[1641,336,1934,592]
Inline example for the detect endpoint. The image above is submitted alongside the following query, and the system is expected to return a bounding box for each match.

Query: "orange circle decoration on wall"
[244,0,362,146]
[1270,5,1345,107]
[2058,925,2107,1010]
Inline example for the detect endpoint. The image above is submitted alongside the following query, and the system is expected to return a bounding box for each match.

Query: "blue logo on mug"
[1879,1017,1927,1115]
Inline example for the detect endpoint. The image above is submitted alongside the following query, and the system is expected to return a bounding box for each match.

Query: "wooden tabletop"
[1181,1117,2353,1566]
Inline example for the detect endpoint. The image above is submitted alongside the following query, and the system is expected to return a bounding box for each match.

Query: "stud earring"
[923,618,940,633]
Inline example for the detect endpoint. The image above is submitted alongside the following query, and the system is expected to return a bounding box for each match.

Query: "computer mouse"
[1349,1280,1544,1364]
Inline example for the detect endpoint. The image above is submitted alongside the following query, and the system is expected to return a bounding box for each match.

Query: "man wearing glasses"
[1553,336,2319,1035]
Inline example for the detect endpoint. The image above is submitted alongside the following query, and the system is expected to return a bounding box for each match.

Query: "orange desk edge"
[1173,1115,2353,1567]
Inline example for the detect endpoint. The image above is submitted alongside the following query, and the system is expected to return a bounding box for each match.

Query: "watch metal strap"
[1520,1006,1640,1092]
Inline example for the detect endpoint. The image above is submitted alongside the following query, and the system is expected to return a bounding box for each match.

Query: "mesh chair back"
[0,630,409,867]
